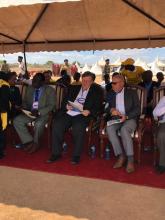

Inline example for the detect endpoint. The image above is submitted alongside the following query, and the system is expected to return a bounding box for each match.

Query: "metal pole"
[23,41,27,73]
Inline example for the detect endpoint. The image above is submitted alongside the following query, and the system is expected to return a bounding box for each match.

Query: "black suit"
[52,84,102,158]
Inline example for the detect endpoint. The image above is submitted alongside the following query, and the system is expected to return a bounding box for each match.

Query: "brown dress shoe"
[126,162,135,173]
[28,143,40,154]
[113,157,126,169]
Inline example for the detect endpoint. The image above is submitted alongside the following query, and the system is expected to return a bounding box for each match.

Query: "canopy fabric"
[0,0,164,53]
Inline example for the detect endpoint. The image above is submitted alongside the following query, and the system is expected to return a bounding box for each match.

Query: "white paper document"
[22,109,36,119]
[68,101,83,112]
[107,119,122,127]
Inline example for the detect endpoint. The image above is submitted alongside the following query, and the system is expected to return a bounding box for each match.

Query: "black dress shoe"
[71,156,80,165]
[0,152,5,159]
[156,165,165,174]
[47,154,62,163]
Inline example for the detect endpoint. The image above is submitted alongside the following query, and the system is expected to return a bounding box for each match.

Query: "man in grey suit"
[14,73,56,153]
[105,75,140,173]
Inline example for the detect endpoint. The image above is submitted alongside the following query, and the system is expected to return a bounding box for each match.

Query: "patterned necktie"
[34,89,40,102]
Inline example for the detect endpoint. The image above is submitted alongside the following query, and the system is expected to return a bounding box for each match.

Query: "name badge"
[32,101,39,109]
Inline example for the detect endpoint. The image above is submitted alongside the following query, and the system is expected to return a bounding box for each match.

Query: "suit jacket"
[138,81,159,103]
[61,83,103,119]
[105,88,141,120]
[22,85,56,117]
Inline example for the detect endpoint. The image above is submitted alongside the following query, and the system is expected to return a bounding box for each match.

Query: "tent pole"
[23,42,27,73]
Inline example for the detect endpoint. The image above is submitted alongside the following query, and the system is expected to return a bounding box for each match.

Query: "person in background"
[120,58,144,85]
[156,72,165,87]
[18,56,25,79]
[0,71,10,159]
[55,70,71,88]
[71,72,81,85]
[153,96,165,174]
[105,74,140,173]
[43,70,54,84]
[1,60,10,73]
[60,59,71,75]
[102,58,110,79]
[7,72,22,118]
[13,73,56,153]
[139,70,159,116]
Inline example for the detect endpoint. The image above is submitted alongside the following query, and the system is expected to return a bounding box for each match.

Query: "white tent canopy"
[82,64,90,73]
[91,62,102,75]
[0,0,164,54]
[135,58,150,70]
[151,61,165,75]
[112,57,122,66]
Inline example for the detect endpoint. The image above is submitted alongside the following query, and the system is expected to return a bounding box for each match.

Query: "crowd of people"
[0,57,165,175]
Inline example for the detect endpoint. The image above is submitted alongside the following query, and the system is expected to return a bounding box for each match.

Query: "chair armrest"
[47,111,53,129]
[99,116,106,135]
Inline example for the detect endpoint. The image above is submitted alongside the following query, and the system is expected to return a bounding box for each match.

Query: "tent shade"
[0,0,164,53]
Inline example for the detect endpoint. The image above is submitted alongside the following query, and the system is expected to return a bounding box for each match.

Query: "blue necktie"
[34,89,40,102]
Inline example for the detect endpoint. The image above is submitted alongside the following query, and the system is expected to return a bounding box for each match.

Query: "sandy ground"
[0,166,165,220]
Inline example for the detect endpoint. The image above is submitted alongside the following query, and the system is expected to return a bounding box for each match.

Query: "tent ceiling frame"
[0,1,164,50]
[0,32,21,43]
[24,3,49,42]
[1,36,165,45]
[122,0,165,29]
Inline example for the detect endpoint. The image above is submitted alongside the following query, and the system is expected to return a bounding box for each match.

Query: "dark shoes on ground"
[71,156,80,165]
[47,154,62,163]
[155,165,165,174]
[0,152,5,159]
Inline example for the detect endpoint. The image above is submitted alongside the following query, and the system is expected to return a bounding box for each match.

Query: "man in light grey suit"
[14,73,56,153]
[105,75,140,173]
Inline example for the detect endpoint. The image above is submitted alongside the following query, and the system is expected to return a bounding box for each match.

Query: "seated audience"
[156,72,165,87]
[120,58,144,84]
[153,96,165,174]
[13,73,56,153]
[55,70,71,88]
[105,75,140,173]
[0,71,10,159]
[71,72,81,85]
[139,70,159,116]
[47,71,103,164]
[43,70,54,84]
[7,72,22,118]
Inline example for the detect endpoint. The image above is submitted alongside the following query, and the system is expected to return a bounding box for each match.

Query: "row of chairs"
[13,84,165,165]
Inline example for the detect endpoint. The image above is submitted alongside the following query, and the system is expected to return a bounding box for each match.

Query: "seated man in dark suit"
[13,72,56,153]
[47,71,102,164]
[105,75,140,173]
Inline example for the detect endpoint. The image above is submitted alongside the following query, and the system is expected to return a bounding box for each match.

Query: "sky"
[0,47,165,65]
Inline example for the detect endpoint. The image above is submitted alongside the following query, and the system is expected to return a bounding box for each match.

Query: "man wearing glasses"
[47,71,102,164]
[105,75,140,173]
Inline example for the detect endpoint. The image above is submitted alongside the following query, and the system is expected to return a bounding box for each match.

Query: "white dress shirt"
[67,87,89,116]
[116,88,125,115]
[153,96,165,123]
